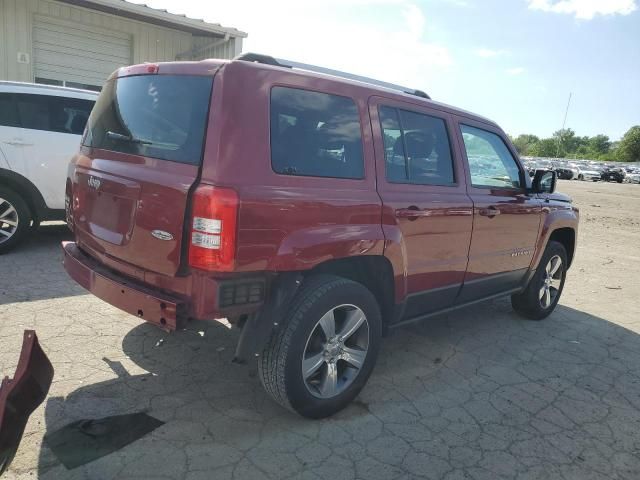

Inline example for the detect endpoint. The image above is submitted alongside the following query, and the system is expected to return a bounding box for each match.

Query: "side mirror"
[532,169,556,194]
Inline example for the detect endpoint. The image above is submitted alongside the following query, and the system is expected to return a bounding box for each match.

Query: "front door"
[370,98,474,320]
[455,120,541,303]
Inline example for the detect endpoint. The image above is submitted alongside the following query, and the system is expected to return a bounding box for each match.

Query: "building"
[0,0,246,91]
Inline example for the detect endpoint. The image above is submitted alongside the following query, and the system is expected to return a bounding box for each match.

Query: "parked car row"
[522,156,640,184]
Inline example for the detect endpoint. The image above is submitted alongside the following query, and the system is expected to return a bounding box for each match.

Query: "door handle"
[478,206,501,217]
[3,140,32,147]
[395,206,430,220]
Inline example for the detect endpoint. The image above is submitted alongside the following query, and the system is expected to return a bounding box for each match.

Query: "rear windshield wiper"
[106,131,152,145]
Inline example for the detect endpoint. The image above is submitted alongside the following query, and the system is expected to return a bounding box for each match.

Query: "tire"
[511,241,567,320]
[578,174,584,181]
[258,274,382,418]
[0,187,33,254]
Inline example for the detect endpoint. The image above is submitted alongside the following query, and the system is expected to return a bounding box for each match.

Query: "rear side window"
[1,94,93,134]
[0,94,19,127]
[379,106,455,185]
[460,125,522,189]
[84,75,213,165]
[270,87,364,179]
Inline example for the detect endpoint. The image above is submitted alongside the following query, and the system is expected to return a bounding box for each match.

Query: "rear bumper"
[62,241,185,331]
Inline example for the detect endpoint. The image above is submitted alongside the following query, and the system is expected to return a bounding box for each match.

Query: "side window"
[15,94,51,131]
[460,125,522,189]
[14,94,94,134]
[53,97,94,135]
[0,94,19,128]
[379,106,455,185]
[270,87,364,179]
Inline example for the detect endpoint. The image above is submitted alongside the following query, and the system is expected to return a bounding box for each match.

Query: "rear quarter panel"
[200,61,385,273]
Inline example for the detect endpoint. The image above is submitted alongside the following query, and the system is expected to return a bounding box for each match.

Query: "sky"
[131,0,640,140]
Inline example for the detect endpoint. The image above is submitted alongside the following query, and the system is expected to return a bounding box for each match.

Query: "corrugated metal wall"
[0,0,241,84]
[191,36,243,61]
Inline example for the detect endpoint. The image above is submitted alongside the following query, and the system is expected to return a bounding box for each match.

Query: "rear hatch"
[72,69,214,276]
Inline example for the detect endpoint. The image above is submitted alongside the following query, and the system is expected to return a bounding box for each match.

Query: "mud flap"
[233,273,303,363]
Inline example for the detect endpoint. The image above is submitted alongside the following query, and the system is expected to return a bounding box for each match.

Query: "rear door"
[71,72,214,276]
[370,98,473,319]
[455,119,541,302]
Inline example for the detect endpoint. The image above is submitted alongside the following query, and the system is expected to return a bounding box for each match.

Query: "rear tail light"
[188,185,238,272]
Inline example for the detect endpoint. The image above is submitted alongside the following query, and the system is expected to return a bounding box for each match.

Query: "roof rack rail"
[234,52,431,100]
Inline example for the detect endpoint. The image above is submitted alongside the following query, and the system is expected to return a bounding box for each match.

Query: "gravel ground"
[1,179,640,480]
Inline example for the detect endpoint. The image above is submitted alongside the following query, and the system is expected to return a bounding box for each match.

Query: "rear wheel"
[0,187,32,254]
[258,275,382,418]
[512,241,567,320]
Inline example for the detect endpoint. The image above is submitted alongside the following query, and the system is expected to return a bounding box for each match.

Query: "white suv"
[0,82,97,253]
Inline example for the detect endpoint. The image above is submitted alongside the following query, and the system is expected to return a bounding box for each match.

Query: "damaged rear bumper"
[0,331,53,475]
[62,241,185,331]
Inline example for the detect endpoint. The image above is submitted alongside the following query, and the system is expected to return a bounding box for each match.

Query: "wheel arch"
[549,227,576,268]
[307,255,395,332]
[0,168,47,223]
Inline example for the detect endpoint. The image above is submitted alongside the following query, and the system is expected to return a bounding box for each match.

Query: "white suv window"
[0,94,19,127]
[13,94,93,135]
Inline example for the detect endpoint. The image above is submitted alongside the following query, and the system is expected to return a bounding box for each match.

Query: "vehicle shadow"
[35,300,640,479]
[0,223,86,303]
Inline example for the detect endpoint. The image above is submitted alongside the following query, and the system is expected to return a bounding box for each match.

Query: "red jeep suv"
[63,53,579,418]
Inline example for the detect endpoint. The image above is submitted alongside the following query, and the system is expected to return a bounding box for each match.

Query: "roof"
[0,81,99,100]
[230,56,499,128]
[57,0,247,38]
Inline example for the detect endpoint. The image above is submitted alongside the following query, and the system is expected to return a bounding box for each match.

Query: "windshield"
[84,75,213,165]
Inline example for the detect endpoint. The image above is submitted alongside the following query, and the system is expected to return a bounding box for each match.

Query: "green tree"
[552,128,580,155]
[511,134,539,156]
[588,134,611,155]
[529,138,559,157]
[618,126,640,162]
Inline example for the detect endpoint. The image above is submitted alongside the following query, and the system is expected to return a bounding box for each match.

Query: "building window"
[35,77,102,92]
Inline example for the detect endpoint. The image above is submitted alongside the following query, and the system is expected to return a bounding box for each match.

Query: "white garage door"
[33,15,132,90]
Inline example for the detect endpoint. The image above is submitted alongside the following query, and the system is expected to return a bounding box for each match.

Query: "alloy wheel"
[0,197,19,244]
[539,255,563,309]
[301,304,369,399]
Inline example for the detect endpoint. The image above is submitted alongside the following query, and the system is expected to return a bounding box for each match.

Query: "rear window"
[270,87,364,179]
[84,75,213,165]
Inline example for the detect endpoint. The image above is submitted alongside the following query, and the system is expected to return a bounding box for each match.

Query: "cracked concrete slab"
[1,180,640,479]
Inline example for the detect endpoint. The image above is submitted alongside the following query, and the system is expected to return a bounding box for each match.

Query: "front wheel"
[258,275,382,418]
[512,241,567,320]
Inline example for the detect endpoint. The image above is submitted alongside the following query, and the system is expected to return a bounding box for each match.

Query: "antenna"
[556,92,572,158]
